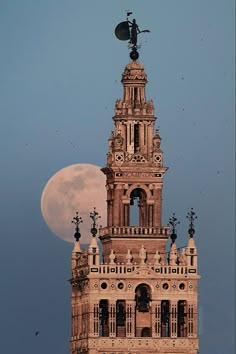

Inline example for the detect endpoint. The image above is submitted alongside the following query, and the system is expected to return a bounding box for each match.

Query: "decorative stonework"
[131,153,147,163]
[122,61,147,81]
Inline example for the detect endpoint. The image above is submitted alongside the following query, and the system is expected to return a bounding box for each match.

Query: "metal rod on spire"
[90,207,101,237]
[169,213,180,244]
[71,211,83,241]
[186,208,197,238]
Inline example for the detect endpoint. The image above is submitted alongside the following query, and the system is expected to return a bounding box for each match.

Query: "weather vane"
[115,11,150,61]
[90,207,101,237]
[186,208,197,238]
[71,211,83,241]
[169,213,180,244]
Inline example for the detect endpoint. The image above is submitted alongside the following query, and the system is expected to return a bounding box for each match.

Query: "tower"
[69,17,200,354]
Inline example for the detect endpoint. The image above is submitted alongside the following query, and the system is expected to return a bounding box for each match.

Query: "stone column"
[109,302,116,337]
[171,301,177,338]
[126,302,135,337]
[153,188,162,226]
[152,301,161,337]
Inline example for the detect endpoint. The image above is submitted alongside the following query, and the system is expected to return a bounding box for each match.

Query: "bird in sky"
[35,331,39,336]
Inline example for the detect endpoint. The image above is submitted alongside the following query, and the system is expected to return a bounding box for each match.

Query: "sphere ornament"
[130,48,139,61]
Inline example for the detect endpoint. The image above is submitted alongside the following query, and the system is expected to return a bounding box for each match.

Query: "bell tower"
[100,59,168,265]
[69,16,200,354]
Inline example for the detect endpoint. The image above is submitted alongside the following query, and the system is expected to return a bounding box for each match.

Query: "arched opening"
[130,188,147,226]
[177,300,188,337]
[135,284,151,312]
[99,300,109,337]
[161,300,170,337]
[135,284,152,337]
[116,300,126,337]
[141,327,151,337]
[130,197,139,225]
[134,123,139,151]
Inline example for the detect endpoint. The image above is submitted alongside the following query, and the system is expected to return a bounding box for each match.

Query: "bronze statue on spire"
[115,12,150,60]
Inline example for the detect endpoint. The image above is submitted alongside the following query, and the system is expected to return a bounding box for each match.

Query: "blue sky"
[0,1,235,353]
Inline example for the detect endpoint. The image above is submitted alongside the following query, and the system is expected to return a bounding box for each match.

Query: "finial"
[186,208,197,237]
[155,127,160,136]
[115,14,150,61]
[90,207,101,237]
[71,212,83,241]
[169,213,180,244]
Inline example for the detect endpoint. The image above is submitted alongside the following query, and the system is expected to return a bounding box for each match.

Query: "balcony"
[99,226,170,238]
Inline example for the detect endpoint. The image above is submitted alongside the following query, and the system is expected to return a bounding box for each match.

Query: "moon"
[41,164,107,243]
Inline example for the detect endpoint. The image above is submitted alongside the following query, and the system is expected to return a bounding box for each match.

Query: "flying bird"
[35,331,39,336]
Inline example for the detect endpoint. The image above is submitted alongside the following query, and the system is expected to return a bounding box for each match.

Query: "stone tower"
[69,44,200,354]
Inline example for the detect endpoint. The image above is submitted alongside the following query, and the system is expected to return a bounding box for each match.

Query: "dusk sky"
[0,1,235,354]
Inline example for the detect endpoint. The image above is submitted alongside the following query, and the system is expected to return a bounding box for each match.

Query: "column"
[153,188,162,226]
[109,302,116,337]
[153,301,161,337]
[171,301,177,338]
[123,203,130,226]
[148,204,153,226]
[188,303,194,338]
[93,303,99,336]
[126,302,135,337]
[113,188,121,226]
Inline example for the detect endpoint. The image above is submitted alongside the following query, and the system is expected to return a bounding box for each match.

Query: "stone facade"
[69,60,200,354]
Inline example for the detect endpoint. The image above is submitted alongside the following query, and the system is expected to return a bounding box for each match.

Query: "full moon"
[41,164,107,243]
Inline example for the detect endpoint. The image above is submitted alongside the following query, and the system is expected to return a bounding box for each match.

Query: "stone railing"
[88,337,199,350]
[99,226,170,237]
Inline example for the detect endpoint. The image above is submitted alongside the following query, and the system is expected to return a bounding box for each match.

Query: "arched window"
[177,300,187,337]
[161,300,170,337]
[135,284,151,312]
[141,327,151,337]
[116,300,126,337]
[99,300,109,337]
[130,188,147,226]
[135,284,152,337]
[134,123,139,152]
